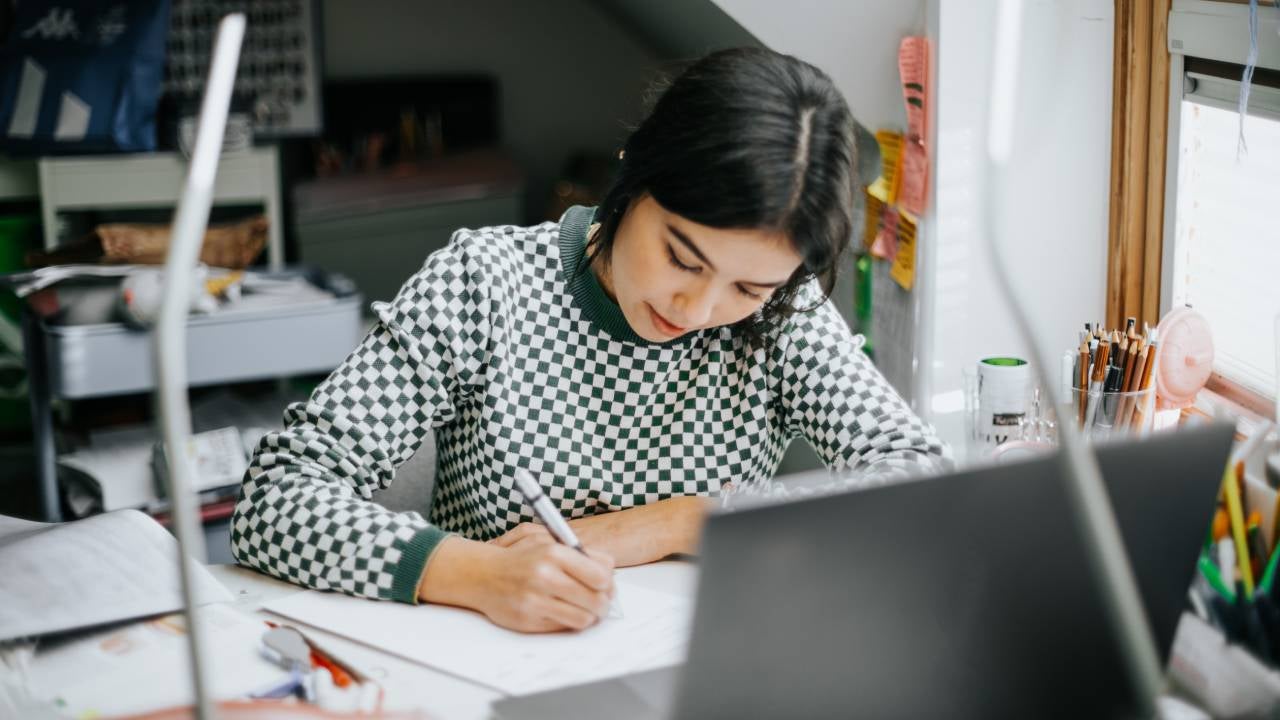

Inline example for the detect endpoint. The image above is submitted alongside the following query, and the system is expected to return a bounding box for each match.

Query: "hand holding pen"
[416,474,616,633]
[515,469,624,619]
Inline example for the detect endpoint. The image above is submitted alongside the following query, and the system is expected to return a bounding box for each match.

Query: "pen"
[514,468,622,619]
[1082,337,1110,434]
[1241,584,1275,664]
[1199,552,1236,602]
[1209,592,1244,643]
[1255,592,1280,655]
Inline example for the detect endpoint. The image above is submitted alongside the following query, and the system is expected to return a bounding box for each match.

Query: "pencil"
[1125,341,1146,392]
[1119,342,1148,428]
[1139,330,1158,390]
[1131,329,1159,431]
[1223,461,1255,598]
[1122,337,1139,388]
[1115,339,1141,429]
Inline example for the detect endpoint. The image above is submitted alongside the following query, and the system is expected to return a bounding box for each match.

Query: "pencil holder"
[1065,385,1156,440]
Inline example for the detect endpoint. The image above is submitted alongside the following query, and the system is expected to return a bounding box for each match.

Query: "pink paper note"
[898,37,929,216]
[869,206,899,262]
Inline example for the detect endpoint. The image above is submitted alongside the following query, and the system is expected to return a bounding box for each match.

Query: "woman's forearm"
[567,495,711,566]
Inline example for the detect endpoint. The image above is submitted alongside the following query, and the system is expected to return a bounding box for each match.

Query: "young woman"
[231,47,949,633]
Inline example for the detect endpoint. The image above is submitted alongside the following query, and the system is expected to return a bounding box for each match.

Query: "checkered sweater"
[231,206,949,602]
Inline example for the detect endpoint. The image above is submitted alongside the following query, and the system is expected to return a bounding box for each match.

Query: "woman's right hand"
[417,536,616,633]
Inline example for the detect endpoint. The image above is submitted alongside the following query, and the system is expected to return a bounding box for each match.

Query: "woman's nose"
[672,284,715,327]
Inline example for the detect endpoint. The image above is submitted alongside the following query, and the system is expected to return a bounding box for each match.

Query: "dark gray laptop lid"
[672,423,1234,720]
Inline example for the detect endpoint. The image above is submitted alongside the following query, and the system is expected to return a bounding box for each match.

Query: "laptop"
[492,424,1234,719]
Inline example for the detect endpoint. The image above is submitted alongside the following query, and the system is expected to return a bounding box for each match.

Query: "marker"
[514,469,623,619]
[1260,544,1280,596]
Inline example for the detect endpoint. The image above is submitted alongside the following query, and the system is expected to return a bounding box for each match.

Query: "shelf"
[24,270,364,522]
[40,294,363,399]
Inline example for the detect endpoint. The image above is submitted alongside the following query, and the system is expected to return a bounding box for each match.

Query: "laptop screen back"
[673,424,1234,719]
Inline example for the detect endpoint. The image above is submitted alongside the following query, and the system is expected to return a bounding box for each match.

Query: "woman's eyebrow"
[668,224,789,289]
[668,225,716,271]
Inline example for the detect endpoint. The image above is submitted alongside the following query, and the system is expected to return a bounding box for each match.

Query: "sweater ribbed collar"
[557,205,689,347]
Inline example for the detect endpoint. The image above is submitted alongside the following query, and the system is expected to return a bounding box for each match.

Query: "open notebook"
[0,510,231,642]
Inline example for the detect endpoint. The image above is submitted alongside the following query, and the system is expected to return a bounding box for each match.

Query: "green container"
[0,214,39,433]
[854,254,873,359]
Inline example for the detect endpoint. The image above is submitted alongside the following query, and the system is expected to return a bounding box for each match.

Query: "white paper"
[264,571,693,696]
[23,603,290,718]
[0,510,232,642]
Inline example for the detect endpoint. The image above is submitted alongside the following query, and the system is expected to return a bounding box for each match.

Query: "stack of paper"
[0,510,231,643]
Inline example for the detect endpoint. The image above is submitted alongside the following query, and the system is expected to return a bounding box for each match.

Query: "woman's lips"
[648,304,687,336]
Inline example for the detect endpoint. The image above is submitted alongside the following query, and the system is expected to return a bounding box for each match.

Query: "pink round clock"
[1155,306,1215,410]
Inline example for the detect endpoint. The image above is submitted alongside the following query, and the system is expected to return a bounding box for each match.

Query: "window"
[1170,93,1280,400]
[1155,0,1280,415]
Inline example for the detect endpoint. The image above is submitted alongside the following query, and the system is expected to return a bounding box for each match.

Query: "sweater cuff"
[390,525,451,604]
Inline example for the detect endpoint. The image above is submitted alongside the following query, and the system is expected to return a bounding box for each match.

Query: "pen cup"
[1066,385,1156,441]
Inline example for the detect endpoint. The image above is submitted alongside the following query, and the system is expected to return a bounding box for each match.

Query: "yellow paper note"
[889,212,917,290]
[862,192,885,250]
[869,130,904,205]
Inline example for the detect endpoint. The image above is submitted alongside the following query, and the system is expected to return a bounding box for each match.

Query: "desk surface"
[13,559,1230,719]
[207,561,699,720]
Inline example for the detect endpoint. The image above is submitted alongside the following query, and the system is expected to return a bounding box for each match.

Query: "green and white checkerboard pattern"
[230,206,950,602]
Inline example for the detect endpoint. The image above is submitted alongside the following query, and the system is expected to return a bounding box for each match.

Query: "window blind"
[1171,97,1280,399]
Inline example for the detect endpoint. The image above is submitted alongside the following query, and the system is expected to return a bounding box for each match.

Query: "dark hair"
[586,46,859,345]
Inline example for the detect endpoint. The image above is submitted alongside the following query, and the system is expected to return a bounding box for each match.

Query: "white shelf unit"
[36,147,284,270]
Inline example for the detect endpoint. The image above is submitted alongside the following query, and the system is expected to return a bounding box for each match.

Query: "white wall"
[321,0,664,222]
[922,0,1114,456]
[712,0,927,131]
[714,0,1116,462]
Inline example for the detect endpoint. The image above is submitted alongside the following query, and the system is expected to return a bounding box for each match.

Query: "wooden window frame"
[1107,0,1170,334]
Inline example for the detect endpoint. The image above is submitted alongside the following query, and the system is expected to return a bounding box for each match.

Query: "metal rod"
[154,13,246,720]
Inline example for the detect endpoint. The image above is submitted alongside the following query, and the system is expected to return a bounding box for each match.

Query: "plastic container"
[1065,386,1157,441]
[37,271,363,399]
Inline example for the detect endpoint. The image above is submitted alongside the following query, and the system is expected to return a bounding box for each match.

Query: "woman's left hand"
[489,496,709,567]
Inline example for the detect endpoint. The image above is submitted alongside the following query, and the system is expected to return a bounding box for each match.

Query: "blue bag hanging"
[0,0,171,155]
